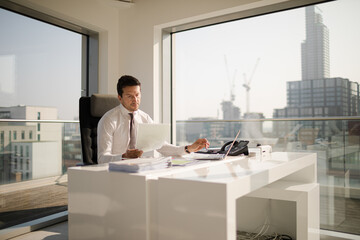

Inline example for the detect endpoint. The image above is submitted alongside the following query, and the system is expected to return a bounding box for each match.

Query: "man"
[97,75,209,164]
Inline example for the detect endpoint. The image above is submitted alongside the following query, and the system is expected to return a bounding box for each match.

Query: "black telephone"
[197,140,250,156]
[218,140,249,156]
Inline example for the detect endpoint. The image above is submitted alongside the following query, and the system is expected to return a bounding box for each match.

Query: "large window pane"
[173,0,360,236]
[0,6,84,230]
[0,8,82,120]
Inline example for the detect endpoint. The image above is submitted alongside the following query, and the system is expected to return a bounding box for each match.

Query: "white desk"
[68,156,229,240]
[156,152,319,240]
[68,152,319,240]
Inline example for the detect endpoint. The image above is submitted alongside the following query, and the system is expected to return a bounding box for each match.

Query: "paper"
[171,159,194,166]
[109,157,171,173]
[136,123,170,152]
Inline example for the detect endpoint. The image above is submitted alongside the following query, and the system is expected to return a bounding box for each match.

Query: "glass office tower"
[301,5,330,80]
[273,77,360,138]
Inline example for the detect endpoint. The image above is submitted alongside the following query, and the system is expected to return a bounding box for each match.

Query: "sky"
[0,8,81,120]
[0,0,359,120]
[174,0,360,120]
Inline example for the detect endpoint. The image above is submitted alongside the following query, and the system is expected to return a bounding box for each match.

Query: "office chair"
[79,94,119,165]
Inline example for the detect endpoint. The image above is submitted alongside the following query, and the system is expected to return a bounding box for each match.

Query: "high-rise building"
[221,100,241,138]
[301,5,330,80]
[273,6,360,142]
[273,77,359,139]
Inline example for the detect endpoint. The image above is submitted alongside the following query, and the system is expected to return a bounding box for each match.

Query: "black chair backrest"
[79,94,119,165]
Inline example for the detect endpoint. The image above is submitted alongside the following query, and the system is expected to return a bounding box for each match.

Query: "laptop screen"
[224,129,241,157]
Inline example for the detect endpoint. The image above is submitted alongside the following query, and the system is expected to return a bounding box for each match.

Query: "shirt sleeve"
[156,142,187,156]
[97,115,123,164]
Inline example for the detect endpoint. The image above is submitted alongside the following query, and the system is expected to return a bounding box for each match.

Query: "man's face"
[118,85,141,112]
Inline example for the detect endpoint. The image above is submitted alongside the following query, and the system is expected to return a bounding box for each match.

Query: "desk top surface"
[158,152,316,184]
[69,152,316,183]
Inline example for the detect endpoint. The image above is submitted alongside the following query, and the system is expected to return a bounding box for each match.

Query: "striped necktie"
[129,113,136,149]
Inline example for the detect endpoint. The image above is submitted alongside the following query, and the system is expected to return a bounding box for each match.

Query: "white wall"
[11,0,304,119]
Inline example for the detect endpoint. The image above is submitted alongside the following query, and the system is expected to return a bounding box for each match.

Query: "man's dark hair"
[117,75,141,96]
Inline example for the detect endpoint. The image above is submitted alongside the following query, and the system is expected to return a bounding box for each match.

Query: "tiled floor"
[8,221,360,240]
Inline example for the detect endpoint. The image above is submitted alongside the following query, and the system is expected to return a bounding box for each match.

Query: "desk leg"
[157,178,236,240]
[242,182,319,240]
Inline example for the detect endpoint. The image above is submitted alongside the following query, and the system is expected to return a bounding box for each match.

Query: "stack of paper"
[108,156,172,173]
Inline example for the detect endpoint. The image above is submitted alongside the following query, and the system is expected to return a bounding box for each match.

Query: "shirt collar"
[119,103,139,116]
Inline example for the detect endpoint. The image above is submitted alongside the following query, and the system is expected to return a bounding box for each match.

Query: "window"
[314,107,323,115]
[0,0,98,231]
[0,9,83,120]
[172,0,360,123]
[0,131,3,152]
[326,79,335,87]
[288,82,299,90]
[0,111,10,118]
[313,79,324,88]
[26,145,29,157]
[301,81,312,89]
[171,0,360,236]
[300,108,312,116]
[351,82,358,91]
[20,146,23,157]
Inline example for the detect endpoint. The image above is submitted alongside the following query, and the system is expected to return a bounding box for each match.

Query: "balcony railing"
[1,117,360,236]
[176,116,360,235]
[0,119,80,233]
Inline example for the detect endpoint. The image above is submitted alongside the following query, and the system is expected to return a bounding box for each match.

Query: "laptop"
[190,130,241,160]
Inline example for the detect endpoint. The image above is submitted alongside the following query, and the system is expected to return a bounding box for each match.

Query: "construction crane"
[242,58,260,114]
[224,55,237,102]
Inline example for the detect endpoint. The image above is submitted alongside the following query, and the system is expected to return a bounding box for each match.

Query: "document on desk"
[171,159,204,166]
[108,157,171,173]
[136,123,170,152]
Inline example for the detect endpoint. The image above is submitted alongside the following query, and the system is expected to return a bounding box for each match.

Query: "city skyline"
[174,0,360,120]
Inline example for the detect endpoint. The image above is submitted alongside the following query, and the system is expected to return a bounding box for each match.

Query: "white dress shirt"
[97,104,187,164]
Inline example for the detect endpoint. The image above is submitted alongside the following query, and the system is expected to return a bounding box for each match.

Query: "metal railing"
[0,119,80,235]
[176,116,360,235]
[1,117,360,236]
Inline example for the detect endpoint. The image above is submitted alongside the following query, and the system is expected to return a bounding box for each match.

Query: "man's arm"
[185,138,210,152]
[97,116,122,163]
[156,138,209,156]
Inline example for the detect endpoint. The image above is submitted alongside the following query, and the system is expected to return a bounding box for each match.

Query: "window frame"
[0,1,99,97]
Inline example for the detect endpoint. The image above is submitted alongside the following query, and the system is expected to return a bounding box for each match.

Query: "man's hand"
[122,149,143,159]
[187,138,210,153]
